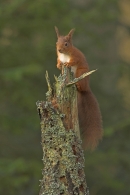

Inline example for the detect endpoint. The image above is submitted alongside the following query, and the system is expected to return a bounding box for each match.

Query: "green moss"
[37,68,88,195]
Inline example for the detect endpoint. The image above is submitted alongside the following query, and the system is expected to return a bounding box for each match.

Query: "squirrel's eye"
[65,42,68,47]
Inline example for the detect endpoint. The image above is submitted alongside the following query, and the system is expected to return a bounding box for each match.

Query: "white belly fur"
[59,53,70,63]
[59,53,77,74]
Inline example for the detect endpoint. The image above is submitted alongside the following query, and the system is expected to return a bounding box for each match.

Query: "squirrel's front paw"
[64,62,71,67]
[57,63,62,69]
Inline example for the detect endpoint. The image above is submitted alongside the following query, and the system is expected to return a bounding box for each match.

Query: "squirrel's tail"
[78,90,103,150]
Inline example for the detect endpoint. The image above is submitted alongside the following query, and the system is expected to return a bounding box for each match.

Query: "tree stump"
[36,67,90,195]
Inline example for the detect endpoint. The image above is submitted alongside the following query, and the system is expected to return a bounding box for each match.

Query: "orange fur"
[55,26,103,150]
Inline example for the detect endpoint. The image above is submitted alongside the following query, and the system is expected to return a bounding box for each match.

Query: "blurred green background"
[0,0,130,194]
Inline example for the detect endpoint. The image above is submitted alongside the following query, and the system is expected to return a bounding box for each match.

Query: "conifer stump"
[36,67,92,195]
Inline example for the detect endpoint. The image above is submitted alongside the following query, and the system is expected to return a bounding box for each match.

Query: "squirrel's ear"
[55,26,60,38]
[67,29,75,39]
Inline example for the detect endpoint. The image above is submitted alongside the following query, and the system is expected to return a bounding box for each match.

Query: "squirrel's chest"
[59,53,70,63]
[58,53,77,74]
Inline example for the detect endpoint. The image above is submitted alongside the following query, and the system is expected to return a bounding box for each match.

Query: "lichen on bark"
[36,67,89,195]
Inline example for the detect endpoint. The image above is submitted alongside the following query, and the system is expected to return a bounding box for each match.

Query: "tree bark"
[36,67,90,195]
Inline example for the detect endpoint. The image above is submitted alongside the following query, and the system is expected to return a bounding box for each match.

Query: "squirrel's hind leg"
[75,68,89,92]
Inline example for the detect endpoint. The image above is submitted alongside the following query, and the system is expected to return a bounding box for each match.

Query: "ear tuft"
[55,26,60,38]
[68,29,75,38]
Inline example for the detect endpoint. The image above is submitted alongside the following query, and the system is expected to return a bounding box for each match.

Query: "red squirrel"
[55,27,103,150]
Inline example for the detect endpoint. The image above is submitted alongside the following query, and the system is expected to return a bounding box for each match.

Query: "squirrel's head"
[55,26,75,54]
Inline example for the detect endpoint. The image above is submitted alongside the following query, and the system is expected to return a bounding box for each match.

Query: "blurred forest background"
[0,0,130,195]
